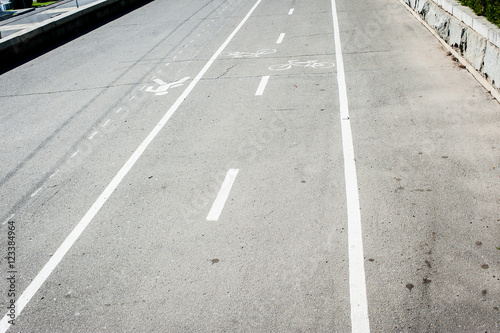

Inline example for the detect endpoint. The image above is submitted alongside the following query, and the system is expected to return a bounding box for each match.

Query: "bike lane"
[4,0,497,330]
[0,0,262,331]
[1,0,357,331]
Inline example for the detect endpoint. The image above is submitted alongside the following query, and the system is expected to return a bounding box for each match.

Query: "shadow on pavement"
[0,0,154,74]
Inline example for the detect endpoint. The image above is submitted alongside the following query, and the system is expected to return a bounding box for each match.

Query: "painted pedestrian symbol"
[146,77,190,96]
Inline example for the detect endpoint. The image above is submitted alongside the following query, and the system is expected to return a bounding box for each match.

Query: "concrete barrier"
[0,0,149,66]
[402,0,500,100]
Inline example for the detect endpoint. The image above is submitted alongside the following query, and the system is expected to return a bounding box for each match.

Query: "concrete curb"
[0,0,148,65]
[402,0,500,101]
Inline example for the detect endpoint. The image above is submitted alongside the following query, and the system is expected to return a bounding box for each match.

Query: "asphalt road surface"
[0,0,499,331]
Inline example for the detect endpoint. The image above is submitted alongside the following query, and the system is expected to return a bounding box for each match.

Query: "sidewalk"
[0,8,35,23]
[0,0,148,69]
[0,0,97,39]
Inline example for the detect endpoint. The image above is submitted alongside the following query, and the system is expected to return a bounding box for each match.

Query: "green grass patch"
[32,1,57,7]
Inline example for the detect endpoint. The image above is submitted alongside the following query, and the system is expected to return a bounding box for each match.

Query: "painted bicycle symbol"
[222,49,277,58]
[269,60,335,71]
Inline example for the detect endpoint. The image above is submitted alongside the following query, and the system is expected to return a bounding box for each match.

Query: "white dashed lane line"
[89,131,99,140]
[255,76,270,96]
[288,8,294,15]
[276,33,285,44]
[206,169,239,221]
[30,187,43,198]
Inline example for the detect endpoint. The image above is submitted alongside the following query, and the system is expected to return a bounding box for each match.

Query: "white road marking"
[288,8,294,15]
[30,187,43,198]
[165,63,171,67]
[0,1,263,331]
[71,150,79,158]
[129,96,135,102]
[49,171,58,179]
[276,33,285,44]
[206,169,239,221]
[255,76,270,96]
[102,119,111,127]
[2,214,14,225]
[140,85,146,91]
[330,0,370,332]
[116,108,123,113]
[146,77,190,96]
[89,131,99,140]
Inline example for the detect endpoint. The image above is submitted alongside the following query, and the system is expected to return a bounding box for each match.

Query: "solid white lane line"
[276,33,285,44]
[206,169,239,221]
[0,1,263,331]
[255,76,270,96]
[288,8,294,15]
[330,0,370,332]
